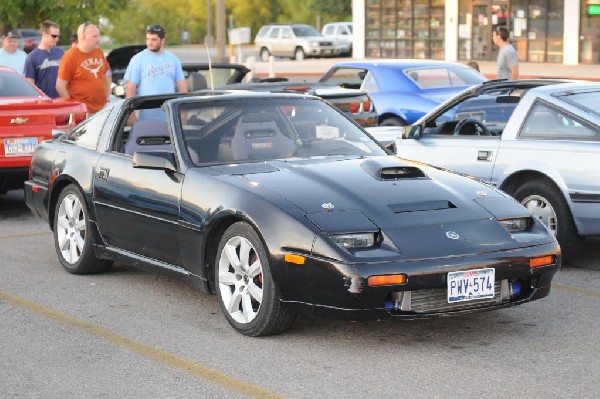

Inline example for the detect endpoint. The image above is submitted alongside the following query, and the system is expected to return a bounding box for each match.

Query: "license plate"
[4,137,38,157]
[447,268,495,303]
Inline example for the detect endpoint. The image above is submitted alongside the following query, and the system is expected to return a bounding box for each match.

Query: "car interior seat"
[187,72,208,91]
[124,119,172,155]
[227,112,296,161]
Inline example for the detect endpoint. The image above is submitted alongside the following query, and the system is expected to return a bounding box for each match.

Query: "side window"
[520,101,599,140]
[324,26,334,35]
[269,27,280,39]
[63,108,110,149]
[281,27,292,39]
[256,26,269,38]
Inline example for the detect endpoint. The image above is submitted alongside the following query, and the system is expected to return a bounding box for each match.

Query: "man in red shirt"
[56,21,111,113]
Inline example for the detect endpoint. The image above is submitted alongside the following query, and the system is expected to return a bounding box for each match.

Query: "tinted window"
[0,71,43,97]
[557,89,600,118]
[292,25,321,37]
[520,101,599,140]
[178,98,385,165]
[63,108,110,149]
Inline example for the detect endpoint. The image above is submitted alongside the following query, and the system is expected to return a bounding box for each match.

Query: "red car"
[0,66,87,194]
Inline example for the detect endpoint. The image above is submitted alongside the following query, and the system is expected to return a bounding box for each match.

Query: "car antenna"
[205,43,214,90]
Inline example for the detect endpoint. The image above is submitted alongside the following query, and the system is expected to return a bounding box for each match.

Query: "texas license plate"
[447,268,495,303]
[4,137,38,157]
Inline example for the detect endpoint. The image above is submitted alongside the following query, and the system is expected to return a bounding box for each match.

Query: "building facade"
[353,0,600,65]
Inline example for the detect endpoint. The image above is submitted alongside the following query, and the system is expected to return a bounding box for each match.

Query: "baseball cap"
[2,31,19,39]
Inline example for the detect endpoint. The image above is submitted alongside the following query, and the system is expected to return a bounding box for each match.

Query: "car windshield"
[556,89,600,118]
[292,26,321,37]
[0,71,42,97]
[178,97,386,165]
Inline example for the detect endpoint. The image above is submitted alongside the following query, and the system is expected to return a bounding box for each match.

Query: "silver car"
[254,23,341,62]
[369,79,600,262]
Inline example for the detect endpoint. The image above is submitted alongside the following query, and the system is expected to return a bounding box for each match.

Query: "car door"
[92,120,183,266]
[396,125,501,184]
[278,26,295,57]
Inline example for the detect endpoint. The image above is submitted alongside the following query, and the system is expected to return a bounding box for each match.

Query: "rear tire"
[380,116,407,127]
[215,222,296,336]
[260,47,270,62]
[53,185,112,274]
[512,180,583,263]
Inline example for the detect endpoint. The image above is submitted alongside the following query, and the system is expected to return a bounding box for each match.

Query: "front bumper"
[280,241,560,321]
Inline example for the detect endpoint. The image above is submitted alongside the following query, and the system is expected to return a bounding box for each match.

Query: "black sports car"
[25,92,561,336]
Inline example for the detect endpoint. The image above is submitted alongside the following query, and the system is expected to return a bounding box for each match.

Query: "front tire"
[215,222,295,336]
[512,180,583,263]
[53,185,112,274]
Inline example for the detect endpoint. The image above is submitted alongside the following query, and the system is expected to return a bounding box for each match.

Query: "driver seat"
[229,112,296,161]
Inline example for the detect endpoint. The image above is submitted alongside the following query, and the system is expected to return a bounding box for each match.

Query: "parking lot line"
[0,232,52,240]
[553,283,600,299]
[0,290,285,399]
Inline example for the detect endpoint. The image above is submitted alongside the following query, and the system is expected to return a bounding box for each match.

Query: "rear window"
[406,67,487,89]
[0,71,42,97]
[557,90,600,118]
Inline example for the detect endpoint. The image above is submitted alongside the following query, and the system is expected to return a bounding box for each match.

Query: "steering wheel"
[453,118,491,136]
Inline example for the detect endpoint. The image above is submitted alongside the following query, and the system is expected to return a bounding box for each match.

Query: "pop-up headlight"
[498,217,531,233]
[331,233,376,249]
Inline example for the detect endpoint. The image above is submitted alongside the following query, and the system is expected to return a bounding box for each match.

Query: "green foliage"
[1,0,352,46]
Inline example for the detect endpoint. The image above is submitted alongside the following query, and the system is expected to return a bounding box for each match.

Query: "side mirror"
[401,125,422,140]
[132,151,177,172]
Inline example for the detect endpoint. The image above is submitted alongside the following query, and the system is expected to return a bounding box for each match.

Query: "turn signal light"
[284,254,305,265]
[530,255,555,268]
[368,274,407,287]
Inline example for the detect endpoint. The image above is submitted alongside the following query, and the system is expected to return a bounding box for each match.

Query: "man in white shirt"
[0,32,27,73]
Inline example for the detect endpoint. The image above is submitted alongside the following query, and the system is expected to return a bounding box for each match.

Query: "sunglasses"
[146,25,165,38]
[50,34,60,39]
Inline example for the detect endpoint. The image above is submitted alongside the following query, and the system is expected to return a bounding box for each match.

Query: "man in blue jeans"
[124,24,187,120]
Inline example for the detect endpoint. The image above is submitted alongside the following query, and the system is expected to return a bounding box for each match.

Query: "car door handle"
[477,151,493,161]
[96,167,110,180]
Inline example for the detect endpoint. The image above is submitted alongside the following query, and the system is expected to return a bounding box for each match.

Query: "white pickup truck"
[370,79,600,262]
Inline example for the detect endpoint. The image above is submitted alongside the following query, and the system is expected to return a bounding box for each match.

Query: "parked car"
[255,23,341,62]
[0,66,87,194]
[370,79,600,262]
[319,60,488,126]
[16,28,42,53]
[25,91,560,336]
[322,22,353,56]
[107,45,375,127]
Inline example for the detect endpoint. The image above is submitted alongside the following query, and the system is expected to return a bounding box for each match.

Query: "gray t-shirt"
[497,44,519,79]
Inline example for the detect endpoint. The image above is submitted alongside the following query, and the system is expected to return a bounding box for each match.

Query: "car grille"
[407,281,504,313]
[321,41,333,46]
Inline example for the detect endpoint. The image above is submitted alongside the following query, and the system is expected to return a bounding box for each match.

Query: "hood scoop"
[389,200,456,214]
[361,158,428,181]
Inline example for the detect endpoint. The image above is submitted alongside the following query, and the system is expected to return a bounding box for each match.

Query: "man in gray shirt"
[493,26,519,80]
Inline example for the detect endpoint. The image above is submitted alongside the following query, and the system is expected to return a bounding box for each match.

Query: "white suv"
[255,24,341,62]
[322,22,353,56]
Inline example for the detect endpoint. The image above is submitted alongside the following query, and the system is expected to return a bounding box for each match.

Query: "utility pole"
[204,0,213,45]
[215,0,226,62]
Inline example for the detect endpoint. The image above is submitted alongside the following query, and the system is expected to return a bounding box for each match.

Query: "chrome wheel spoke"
[219,271,237,286]
[241,293,255,322]
[247,260,261,279]
[247,282,263,303]
[227,290,242,314]
[224,243,243,274]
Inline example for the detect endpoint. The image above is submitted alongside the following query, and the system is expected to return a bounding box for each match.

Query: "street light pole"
[215,0,226,62]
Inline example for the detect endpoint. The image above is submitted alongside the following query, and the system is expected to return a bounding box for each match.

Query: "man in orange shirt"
[56,21,111,113]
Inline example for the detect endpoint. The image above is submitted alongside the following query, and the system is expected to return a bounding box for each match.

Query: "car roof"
[528,80,600,94]
[330,60,473,70]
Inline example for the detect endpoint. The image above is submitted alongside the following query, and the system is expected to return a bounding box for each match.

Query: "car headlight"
[498,217,531,233]
[331,232,376,249]
[309,41,319,47]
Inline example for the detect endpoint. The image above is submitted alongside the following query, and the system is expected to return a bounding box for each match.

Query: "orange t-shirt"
[58,47,111,113]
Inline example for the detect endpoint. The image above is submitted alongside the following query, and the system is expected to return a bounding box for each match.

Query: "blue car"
[319,60,488,126]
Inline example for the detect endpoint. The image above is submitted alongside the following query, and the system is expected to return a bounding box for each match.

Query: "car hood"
[211,156,539,257]
[106,44,146,70]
